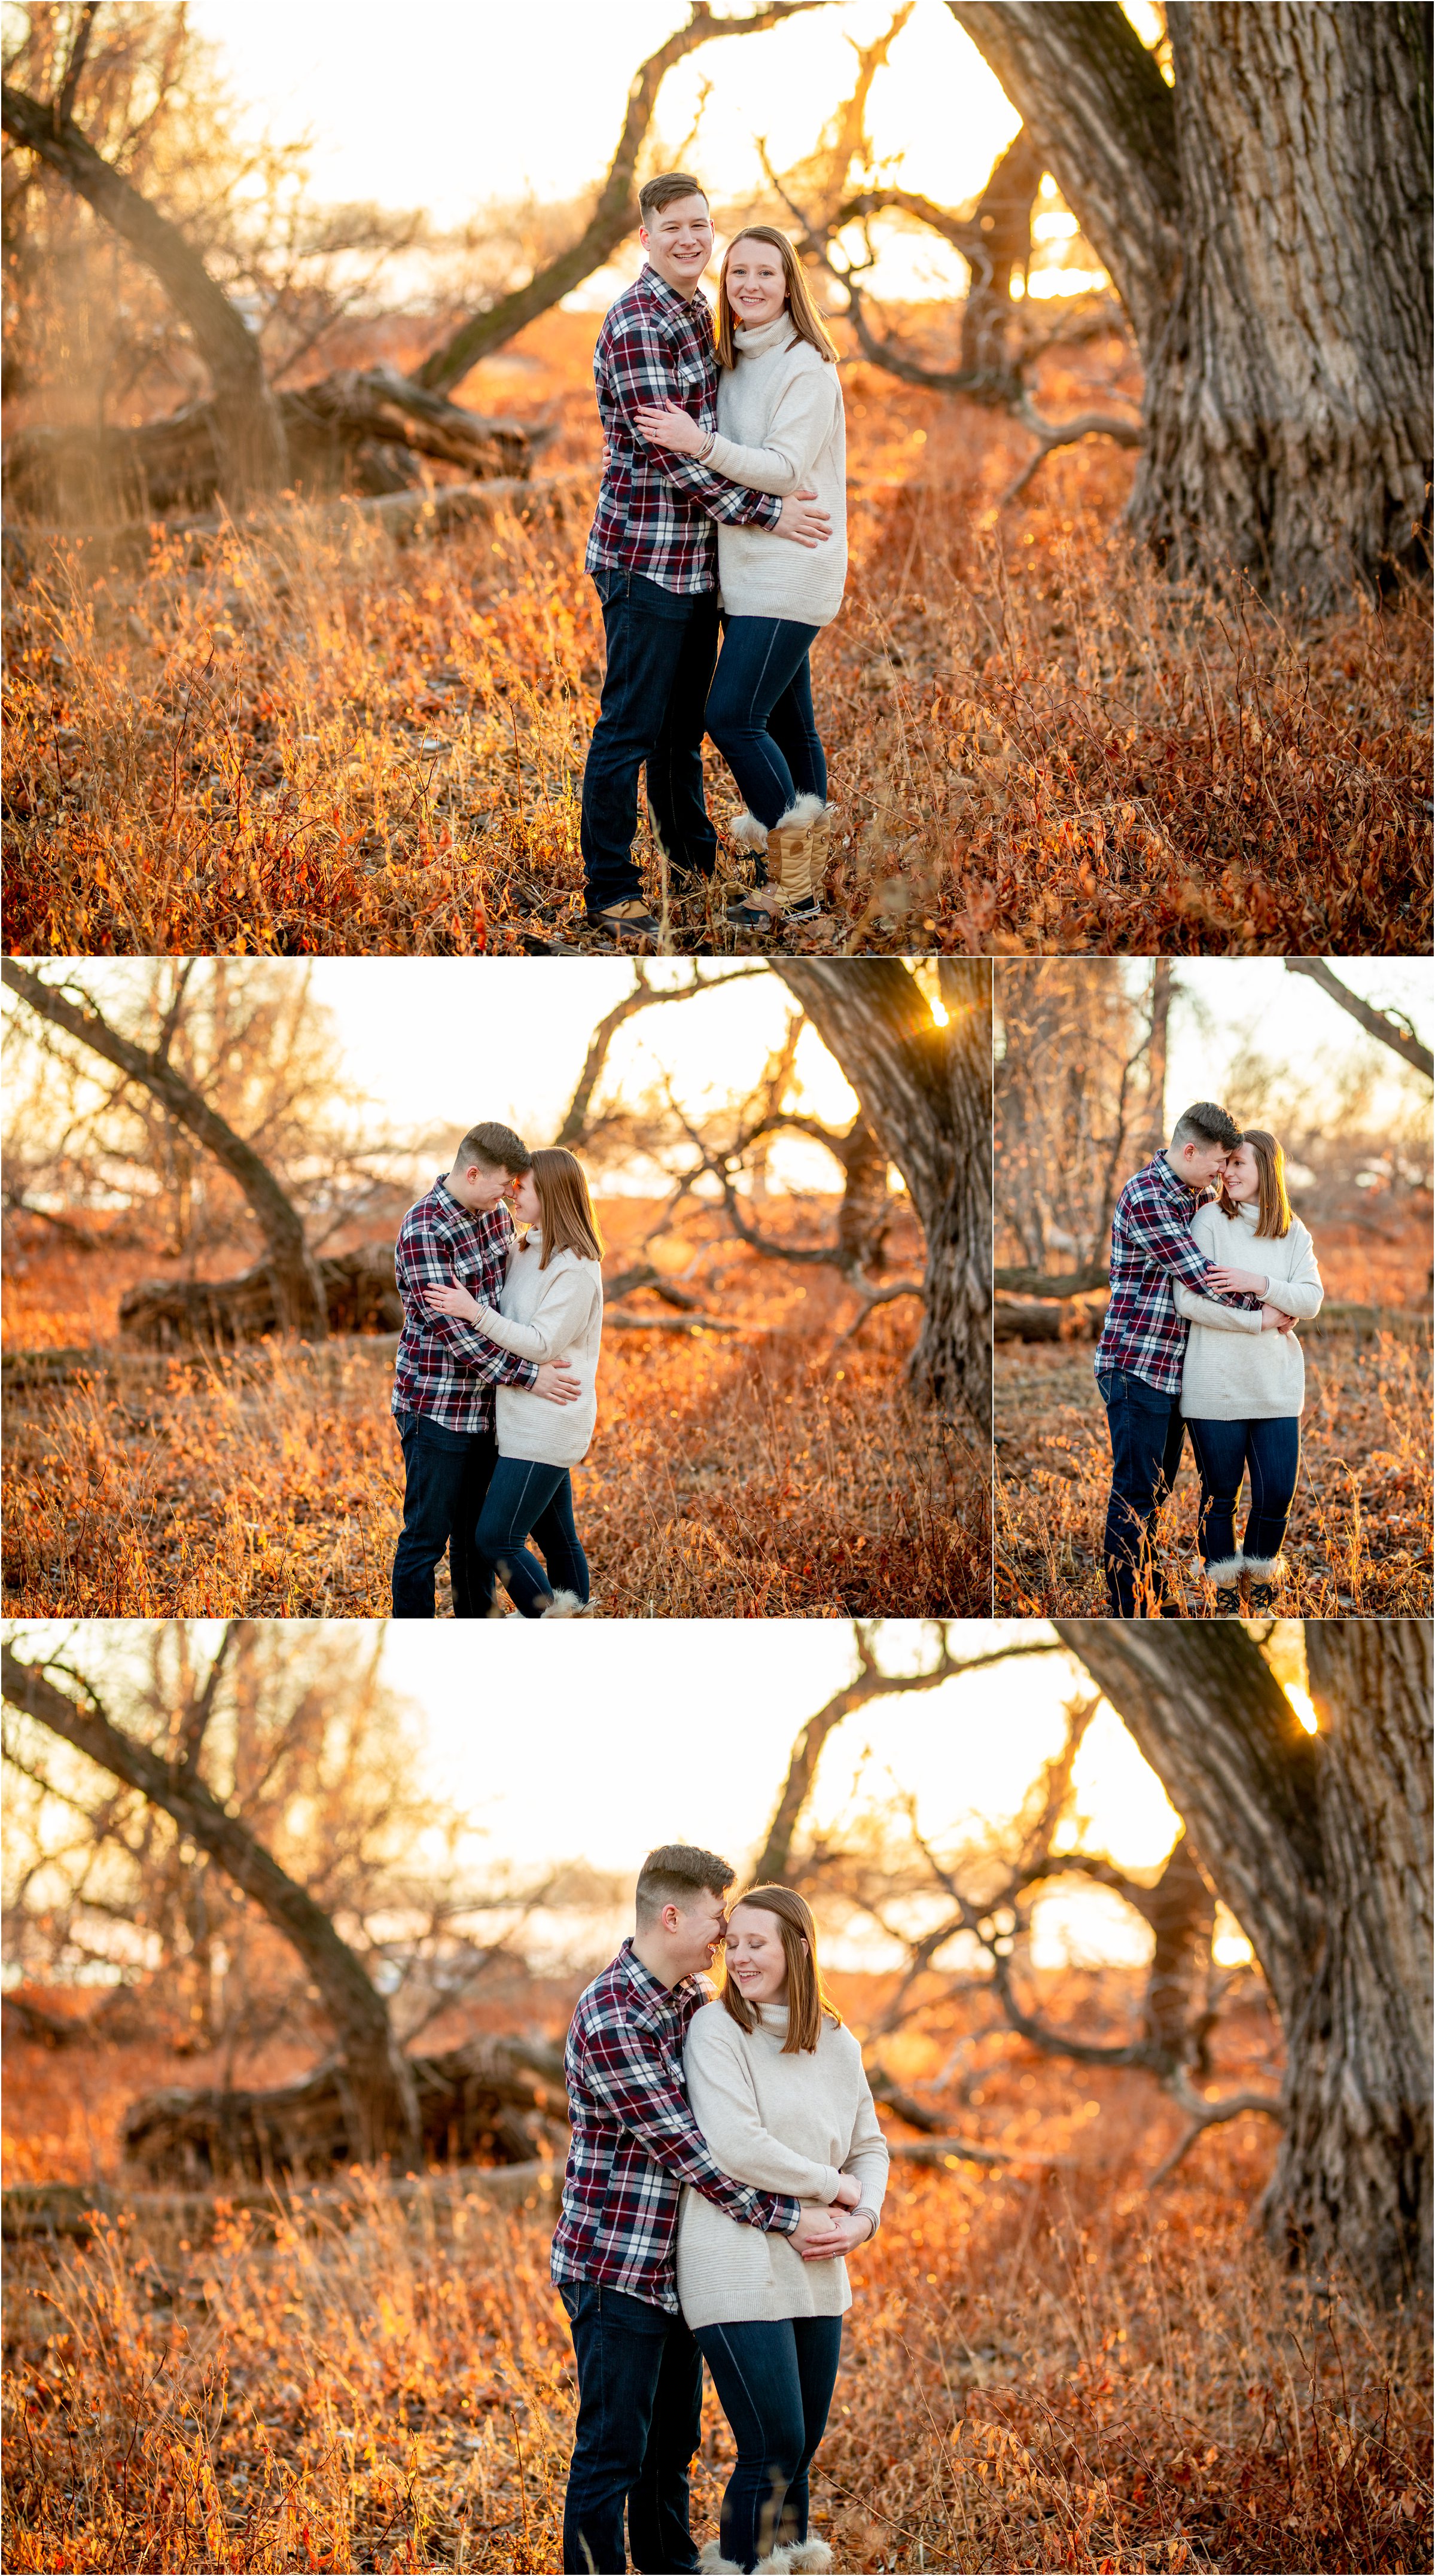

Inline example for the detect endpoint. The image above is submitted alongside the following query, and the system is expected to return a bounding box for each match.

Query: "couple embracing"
[1095,1102,1324,1617]
[581,172,847,938]
[388,1122,607,1618]
[554,1845,888,2575]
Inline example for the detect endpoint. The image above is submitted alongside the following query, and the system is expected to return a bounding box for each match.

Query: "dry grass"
[4,1980,1430,2573]
[994,1328,1431,1618]
[4,313,1428,959]
[1,1202,986,1618]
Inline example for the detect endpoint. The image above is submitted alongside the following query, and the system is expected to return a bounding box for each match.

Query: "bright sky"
[190,0,1028,301]
[306,956,861,1190]
[1132,958,1433,1135]
[8,1618,1214,1970]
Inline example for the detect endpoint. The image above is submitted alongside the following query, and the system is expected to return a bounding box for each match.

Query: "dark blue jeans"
[474,1456,590,1615]
[1098,1368,1188,1618]
[581,568,720,908]
[559,2282,704,2575]
[694,2315,843,2572]
[1186,1413,1301,1571]
[705,615,827,830]
[391,1412,497,1618]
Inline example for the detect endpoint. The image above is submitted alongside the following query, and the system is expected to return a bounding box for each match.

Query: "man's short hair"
[635,1843,733,1924]
[453,1121,532,1176]
[1171,1101,1242,1154]
[639,172,708,224]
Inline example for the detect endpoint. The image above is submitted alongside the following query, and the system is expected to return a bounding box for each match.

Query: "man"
[552,1843,846,2575]
[389,1121,580,1617]
[1092,1103,1271,1617]
[581,173,833,940]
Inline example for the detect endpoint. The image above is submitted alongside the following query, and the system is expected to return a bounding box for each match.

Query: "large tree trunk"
[1054,1619,1432,2304]
[2,964,328,1338]
[949,3,1433,605]
[1,1646,421,2169]
[774,961,992,1432]
[1,80,287,507]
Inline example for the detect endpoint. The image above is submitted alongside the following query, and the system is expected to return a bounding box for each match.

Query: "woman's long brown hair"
[1219,1129,1293,1239]
[715,227,840,371]
[528,1148,603,1270]
[720,1884,840,2055]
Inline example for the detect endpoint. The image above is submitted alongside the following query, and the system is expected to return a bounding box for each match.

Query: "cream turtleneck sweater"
[702,312,848,626]
[1175,1198,1323,1420]
[675,1998,888,2328]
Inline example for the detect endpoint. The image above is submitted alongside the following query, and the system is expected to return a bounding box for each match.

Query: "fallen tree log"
[4,368,553,523]
[994,1262,1110,1298]
[121,2032,569,2187]
[994,1298,1103,1343]
[888,2134,1076,2170]
[118,1243,403,1348]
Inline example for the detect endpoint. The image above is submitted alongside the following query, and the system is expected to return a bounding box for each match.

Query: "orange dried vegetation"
[4,315,1428,958]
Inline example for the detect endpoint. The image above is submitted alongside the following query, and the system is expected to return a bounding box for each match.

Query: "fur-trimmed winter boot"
[1241,1554,1286,1612]
[1195,1553,1245,1617]
[726,795,824,927]
[540,1589,590,1617]
[805,804,835,903]
[783,2543,834,2571]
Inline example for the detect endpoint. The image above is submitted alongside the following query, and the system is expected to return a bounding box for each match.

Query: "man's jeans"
[1186,1413,1301,1571]
[391,1411,497,1618]
[693,2315,843,2572]
[705,614,825,831]
[1098,1368,1187,1617]
[476,1458,590,1616]
[558,2281,703,2575]
[580,568,720,910]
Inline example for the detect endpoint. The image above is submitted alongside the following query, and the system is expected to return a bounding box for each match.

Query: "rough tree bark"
[949,2,1433,603]
[2,963,329,1338]
[1055,1618,1432,2304]
[0,1645,422,2170]
[0,77,288,505]
[775,960,992,1431]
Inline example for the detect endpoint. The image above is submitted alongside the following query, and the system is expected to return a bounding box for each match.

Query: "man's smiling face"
[639,192,714,294]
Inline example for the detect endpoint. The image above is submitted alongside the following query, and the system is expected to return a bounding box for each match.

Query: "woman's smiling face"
[1223,1142,1260,1203]
[726,239,787,330]
[724,1903,797,2004]
[509,1170,541,1225]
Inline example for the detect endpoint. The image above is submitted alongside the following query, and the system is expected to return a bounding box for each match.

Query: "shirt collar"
[641,262,709,322]
[615,1935,707,2028]
[1150,1153,1208,1202]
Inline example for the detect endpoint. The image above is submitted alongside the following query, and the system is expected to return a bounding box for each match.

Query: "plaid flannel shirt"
[391,1176,537,1434]
[550,1939,800,2313]
[585,265,783,595]
[1093,1156,1261,1395]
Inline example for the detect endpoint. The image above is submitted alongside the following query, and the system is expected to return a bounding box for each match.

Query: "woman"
[633,227,846,929]
[424,1147,603,1618]
[678,1886,888,2574]
[1174,1128,1323,1614]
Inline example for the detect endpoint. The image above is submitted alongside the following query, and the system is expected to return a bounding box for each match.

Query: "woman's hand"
[632,401,705,455]
[831,2173,862,2211]
[1208,1264,1270,1294]
[797,2207,874,2260]
[1260,1303,1296,1333]
[424,1281,482,1322]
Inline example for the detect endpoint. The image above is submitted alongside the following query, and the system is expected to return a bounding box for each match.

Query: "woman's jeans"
[694,2315,843,2571]
[705,616,826,830]
[474,1456,589,1615]
[1186,1414,1301,1569]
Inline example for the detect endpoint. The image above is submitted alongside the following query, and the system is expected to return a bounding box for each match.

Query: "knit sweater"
[675,1999,888,2328]
[704,313,848,626]
[1175,1200,1323,1421]
[474,1231,604,1467]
